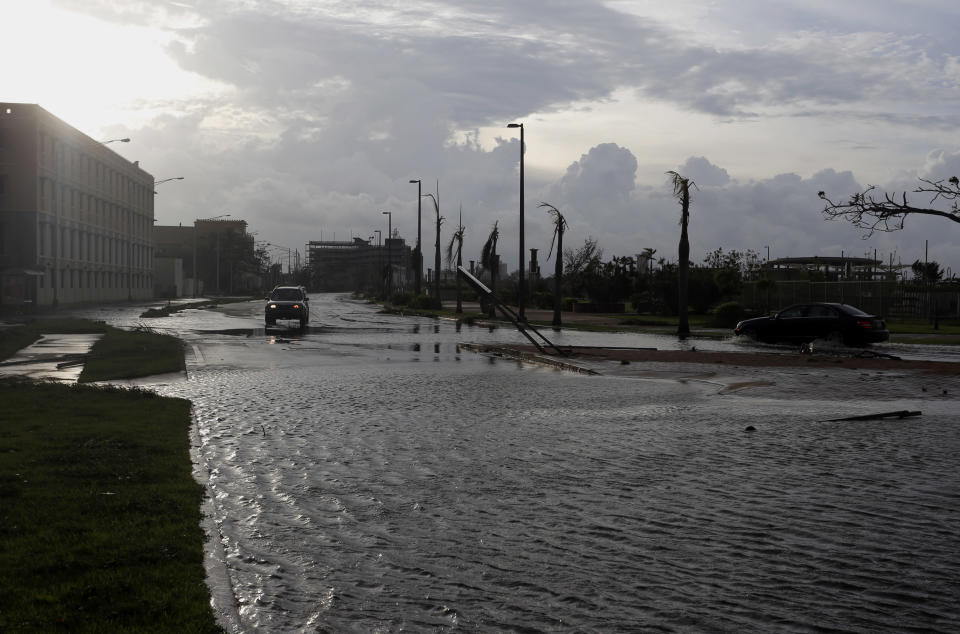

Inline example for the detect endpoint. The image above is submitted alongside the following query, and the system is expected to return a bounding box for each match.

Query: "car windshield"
[270,288,302,301]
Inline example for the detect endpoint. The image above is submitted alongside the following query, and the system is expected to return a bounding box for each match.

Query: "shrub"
[531,291,554,309]
[411,294,437,309]
[711,301,746,327]
[390,292,413,307]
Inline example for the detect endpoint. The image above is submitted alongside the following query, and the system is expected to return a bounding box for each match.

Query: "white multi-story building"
[0,103,155,308]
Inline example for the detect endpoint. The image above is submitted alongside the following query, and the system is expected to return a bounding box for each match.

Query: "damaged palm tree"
[539,202,567,327]
[668,170,696,338]
[480,221,500,318]
[446,205,466,313]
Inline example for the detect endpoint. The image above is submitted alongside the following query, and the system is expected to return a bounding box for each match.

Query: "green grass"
[617,314,714,328]
[370,298,960,343]
[0,324,42,360]
[0,381,221,632]
[0,319,185,382]
[886,319,960,336]
[889,334,960,345]
[80,328,185,383]
[0,319,110,362]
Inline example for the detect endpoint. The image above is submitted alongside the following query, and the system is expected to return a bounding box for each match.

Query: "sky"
[5,0,960,276]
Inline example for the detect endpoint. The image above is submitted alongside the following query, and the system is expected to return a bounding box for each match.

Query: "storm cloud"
[26,0,960,273]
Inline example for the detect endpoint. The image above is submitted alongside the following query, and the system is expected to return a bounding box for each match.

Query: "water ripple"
[133,295,960,632]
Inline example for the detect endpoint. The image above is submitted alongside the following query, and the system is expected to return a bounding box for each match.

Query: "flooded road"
[76,295,960,632]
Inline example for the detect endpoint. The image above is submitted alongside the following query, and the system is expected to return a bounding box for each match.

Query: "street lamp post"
[374,229,382,296]
[409,179,422,295]
[154,176,184,195]
[264,243,293,281]
[382,211,393,296]
[507,122,525,320]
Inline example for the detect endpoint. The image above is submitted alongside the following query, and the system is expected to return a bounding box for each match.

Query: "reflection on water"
[72,296,960,631]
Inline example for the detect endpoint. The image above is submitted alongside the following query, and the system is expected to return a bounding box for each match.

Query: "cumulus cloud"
[919,150,960,180]
[676,157,730,187]
[548,144,638,217]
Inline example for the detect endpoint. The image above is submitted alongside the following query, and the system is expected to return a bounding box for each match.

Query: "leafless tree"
[480,221,500,318]
[818,176,960,236]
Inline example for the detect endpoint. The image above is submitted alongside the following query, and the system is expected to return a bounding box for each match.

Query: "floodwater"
[75,295,960,632]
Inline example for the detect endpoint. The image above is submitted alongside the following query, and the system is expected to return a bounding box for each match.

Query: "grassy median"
[0,381,221,632]
[0,320,220,631]
[80,327,185,383]
[0,319,185,382]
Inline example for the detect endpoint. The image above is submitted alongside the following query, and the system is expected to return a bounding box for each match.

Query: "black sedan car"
[734,302,888,346]
[265,286,309,327]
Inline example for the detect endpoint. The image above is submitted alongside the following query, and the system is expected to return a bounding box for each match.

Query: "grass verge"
[0,381,221,632]
[369,298,960,343]
[0,319,109,362]
[80,328,185,383]
[0,319,185,382]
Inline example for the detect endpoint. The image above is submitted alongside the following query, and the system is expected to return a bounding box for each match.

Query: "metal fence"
[739,281,960,319]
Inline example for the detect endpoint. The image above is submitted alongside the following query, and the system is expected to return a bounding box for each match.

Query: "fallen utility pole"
[822,410,921,422]
[457,265,567,356]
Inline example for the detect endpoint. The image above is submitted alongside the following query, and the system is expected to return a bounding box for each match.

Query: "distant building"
[153,218,256,297]
[153,224,195,297]
[307,236,411,292]
[0,103,155,308]
[765,256,887,281]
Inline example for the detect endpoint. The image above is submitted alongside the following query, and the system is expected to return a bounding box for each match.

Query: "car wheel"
[298,318,306,329]
[741,327,759,341]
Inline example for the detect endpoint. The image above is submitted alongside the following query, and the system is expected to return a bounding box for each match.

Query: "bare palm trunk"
[667,171,693,338]
[434,223,441,309]
[553,228,563,326]
[489,255,498,318]
[677,192,690,337]
[455,248,463,313]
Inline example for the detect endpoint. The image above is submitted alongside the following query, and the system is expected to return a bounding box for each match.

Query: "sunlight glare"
[2,1,227,136]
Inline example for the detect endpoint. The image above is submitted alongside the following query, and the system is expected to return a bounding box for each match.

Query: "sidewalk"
[0,333,103,382]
